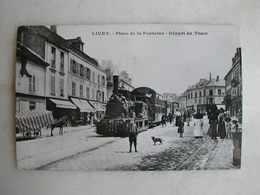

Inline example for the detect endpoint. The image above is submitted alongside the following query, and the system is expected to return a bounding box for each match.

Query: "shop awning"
[16,109,55,132]
[89,100,106,112]
[71,98,95,112]
[49,98,77,109]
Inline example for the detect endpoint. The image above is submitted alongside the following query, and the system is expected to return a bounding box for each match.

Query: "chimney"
[216,75,219,81]
[50,25,57,33]
[113,75,119,95]
[209,72,212,80]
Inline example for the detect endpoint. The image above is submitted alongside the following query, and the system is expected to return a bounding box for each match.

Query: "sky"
[58,24,240,95]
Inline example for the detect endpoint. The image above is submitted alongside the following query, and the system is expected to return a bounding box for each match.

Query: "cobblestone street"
[17,117,239,171]
[114,122,238,171]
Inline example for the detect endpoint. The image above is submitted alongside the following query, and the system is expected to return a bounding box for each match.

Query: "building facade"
[67,37,107,121]
[16,26,107,123]
[184,76,225,113]
[16,42,49,112]
[224,48,242,121]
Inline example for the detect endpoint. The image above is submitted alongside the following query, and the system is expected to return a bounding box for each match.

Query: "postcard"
[15,24,242,170]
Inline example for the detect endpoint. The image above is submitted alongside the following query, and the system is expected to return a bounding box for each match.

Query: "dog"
[151,136,164,145]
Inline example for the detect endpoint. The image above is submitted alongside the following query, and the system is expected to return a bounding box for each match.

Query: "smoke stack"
[50,25,57,33]
[113,75,119,95]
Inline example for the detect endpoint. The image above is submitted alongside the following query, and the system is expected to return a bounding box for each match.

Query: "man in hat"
[128,119,138,152]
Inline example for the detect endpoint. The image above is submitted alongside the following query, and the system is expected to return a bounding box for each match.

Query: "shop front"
[46,98,77,123]
[70,97,95,126]
[88,100,106,121]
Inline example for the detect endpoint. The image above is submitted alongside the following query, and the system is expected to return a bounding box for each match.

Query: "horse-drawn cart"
[16,109,55,139]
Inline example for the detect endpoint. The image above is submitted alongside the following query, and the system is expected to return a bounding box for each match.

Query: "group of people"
[208,108,239,140]
[127,108,239,152]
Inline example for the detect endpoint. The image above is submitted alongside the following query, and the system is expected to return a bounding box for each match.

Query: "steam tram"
[131,87,167,127]
[96,76,168,137]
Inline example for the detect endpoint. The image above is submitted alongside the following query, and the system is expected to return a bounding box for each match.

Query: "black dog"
[151,136,164,145]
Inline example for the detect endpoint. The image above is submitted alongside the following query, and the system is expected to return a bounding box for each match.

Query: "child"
[231,119,239,133]
[177,116,184,138]
[224,117,232,139]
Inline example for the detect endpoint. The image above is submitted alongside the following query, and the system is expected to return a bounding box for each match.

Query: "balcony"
[231,78,239,87]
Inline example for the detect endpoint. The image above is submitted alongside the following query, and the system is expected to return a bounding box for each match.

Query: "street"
[16,117,238,171]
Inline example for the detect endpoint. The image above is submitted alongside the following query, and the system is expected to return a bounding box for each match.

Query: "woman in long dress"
[208,108,218,140]
[218,109,226,139]
[193,109,204,138]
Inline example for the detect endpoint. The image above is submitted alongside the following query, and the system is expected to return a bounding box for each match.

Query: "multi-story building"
[163,93,178,114]
[184,75,225,113]
[16,42,49,112]
[224,48,242,121]
[178,93,187,112]
[67,37,107,121]
[16,26,107,123]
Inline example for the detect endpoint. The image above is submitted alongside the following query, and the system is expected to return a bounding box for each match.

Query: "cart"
[16,109,55,139]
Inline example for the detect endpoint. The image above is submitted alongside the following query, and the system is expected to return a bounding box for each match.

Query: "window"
[60,78,64,97]
[29,102,36,110]
[96,90,99,101]
[51,47,56,68]
[71,60,76,74]
[195,92,197,98]
[191,93,193,98]
[92,72,95,83]
[203,89,206,96]
[218,89,222,96]
[101,76,105,86]
[98,74,100,85]
[29,75,36,93]
[102,91,105,102]
[50,75,55,95]
[86,87,90,99]
[80,84,83,98]
[60,52,64,71]
[80,64,83,77]
[199,91,202,97]
[72,82,76,96]
[209,89,213,96]
[87,68,91,80]
[92,88,95,100]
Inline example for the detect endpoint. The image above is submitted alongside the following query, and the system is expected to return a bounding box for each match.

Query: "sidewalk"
[203,138,238,170]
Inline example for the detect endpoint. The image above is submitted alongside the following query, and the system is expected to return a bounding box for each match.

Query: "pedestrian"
[208,108,218,140]
[168,112,173,124]
[177,116,184,138]
[231,119,239,133]
[128,119,138,152]
[161,114,166,127]
[193,109,204,138]
[218,108,226,139]
[224,116,232,139]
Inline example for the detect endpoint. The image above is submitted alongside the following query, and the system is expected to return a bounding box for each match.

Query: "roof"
[206,79,225,87]
[17,42,49,67]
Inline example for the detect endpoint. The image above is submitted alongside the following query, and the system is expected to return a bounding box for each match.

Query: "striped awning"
[49,98,76,109]
[71,98,95,112]
[16,109,55,133]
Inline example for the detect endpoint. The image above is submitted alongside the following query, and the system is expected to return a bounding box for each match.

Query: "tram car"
[96,76,149,137]
[131,87,167,127]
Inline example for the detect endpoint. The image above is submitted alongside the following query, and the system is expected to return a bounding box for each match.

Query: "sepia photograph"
[15,24,242,171]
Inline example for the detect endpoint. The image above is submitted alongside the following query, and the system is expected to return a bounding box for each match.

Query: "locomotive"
[96,75,170,136]
[96,76,149,137]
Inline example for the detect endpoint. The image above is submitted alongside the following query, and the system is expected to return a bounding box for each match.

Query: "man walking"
[168,112,173,124]
[128,119,138,152]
